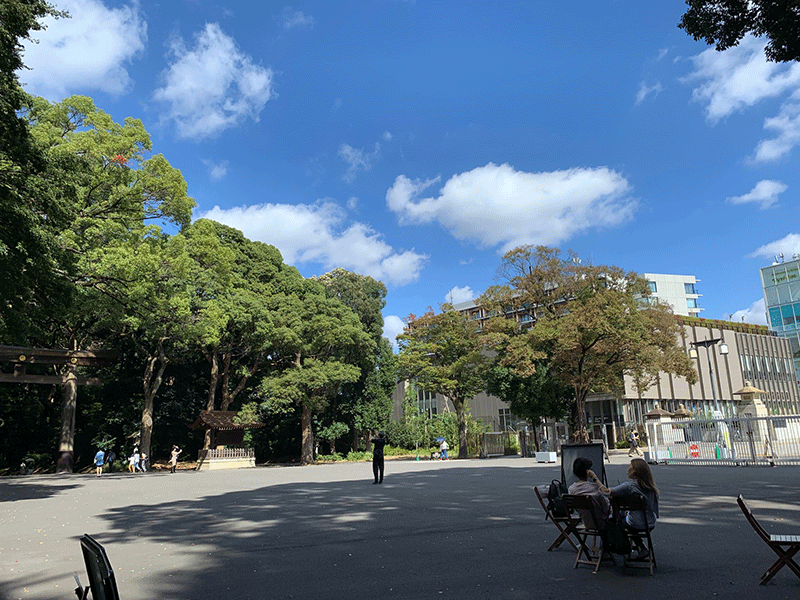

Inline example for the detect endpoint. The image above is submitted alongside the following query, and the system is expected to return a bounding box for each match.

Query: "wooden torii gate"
[0,345,117,473]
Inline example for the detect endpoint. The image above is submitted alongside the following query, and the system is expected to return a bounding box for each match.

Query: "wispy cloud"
[445,286,474,305]
[382,315,406,351]
[201,201,427,286]
[18,0,146,100]
[752,96,800,162]
[386,163,635,253]
[635,81,662,105]
[730,298,767,326]
[202,159,229,181]
[684,35,800,123]
[280,7,315,29]
[727,180,786,209]
[153,23,275,140]
[750,233,800,259]
[339,142,380,183]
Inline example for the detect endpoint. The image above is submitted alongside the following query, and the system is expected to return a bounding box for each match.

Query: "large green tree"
[397,306,489,458]
[315,268,396,450]
[260,279,373,463]
[22,95,195,470]
[483,245,697,443]
[679,0,800,62]
[0,1,70,343]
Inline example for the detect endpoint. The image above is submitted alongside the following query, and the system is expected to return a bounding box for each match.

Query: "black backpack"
[546,479,568,517]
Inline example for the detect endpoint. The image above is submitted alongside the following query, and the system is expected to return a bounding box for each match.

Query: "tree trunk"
[454,397,468,458]
[572,387,590,443]
[56,367,78,473]
[221,351,262,411]
[220,351,231,409]
[204,349,219,449]
[140,339,168,459]
[301,404,314,463]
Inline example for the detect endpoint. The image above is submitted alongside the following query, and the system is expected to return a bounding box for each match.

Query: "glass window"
[648,281,657,292]
[770,307,783,327]
[782,304,795,325]
[775,268,788,284]
[687,298,698,308]
[791,281,800,302]
[766,287,780,305]
[684,282,696,294]
[778,284,793,304]
[788,265,800,281]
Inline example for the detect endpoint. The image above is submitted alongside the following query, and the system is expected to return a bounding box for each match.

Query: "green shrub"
[345,450,372,461]
[504,435,520,455]
[316,453,344,462]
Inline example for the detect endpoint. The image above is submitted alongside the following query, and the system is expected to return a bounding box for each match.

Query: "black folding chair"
[613,495,657,575]
[562,494,614,573]
[75,534,120,600]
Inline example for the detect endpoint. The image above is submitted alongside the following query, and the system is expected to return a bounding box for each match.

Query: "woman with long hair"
[587,457,659,560]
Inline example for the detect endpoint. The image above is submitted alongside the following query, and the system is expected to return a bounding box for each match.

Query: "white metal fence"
[645,415,800,466]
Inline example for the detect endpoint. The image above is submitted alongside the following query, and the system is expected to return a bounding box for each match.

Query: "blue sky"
[19,1,800,346]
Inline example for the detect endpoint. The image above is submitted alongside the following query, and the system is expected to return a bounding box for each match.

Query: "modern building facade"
[643,273,703,317]
[760,256,800,384]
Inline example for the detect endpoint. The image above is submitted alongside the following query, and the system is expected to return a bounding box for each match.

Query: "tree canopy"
[396,306,489,458]
[679,0,800,62]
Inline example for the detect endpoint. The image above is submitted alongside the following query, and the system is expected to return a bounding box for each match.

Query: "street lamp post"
[689,337,732,459]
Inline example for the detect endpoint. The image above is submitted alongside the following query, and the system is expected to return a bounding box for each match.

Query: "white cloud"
[635,81,662,105]
[281,8,315,29]
[684,35,800,123]
[445,286,474,305]
[347,196,359,210]
[752,97,800,162]
[200,201,427,286]
[750,233,800,259]
[339,142,380,182]
[153,23,275,140]
[383,131,393,142]
[386,163,634,252]
[727,180,787,209]
[382,315,406,352]
[18,0,146,100]
[657,48,669,61]
[730,298,768,326]
[202,159,229,181]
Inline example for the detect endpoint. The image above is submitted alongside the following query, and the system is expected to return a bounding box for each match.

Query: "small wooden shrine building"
[189,410,264,470]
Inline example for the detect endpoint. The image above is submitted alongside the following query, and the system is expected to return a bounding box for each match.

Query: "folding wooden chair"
[534,485,580,552]
[562,494,613,573]
[737,495,800,585]
[613,495,657,575]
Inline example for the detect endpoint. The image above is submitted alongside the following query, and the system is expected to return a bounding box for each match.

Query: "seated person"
[588,458,659,560]
[568,457,610,531]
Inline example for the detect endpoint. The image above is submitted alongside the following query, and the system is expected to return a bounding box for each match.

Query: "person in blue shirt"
[94,449,105,476]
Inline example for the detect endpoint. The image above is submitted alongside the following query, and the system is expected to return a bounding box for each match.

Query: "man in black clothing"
[370,430,386,484]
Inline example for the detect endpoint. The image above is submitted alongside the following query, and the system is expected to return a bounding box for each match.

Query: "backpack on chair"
[546,479,568,518]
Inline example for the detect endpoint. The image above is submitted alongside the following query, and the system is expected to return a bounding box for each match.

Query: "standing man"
[94,448,105,476]
[170,445,181,473]
[439,438,449,460]
[370,430,386,484]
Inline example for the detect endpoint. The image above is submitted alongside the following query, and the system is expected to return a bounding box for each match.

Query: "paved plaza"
[1,453,799,600]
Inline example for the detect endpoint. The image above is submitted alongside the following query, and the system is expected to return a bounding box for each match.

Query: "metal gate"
[645,415,800,466]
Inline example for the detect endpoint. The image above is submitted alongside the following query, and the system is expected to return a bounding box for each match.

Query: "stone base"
[196,456,256,471]
[535,451,557,463]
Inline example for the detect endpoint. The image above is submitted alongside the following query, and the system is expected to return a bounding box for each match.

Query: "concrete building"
[643,273,703,317]
[760,256,800,385]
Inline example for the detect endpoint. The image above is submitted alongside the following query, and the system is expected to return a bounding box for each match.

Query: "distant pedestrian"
[106,450,116,473]
[140,452,148,472]
[628,430,643,457]
[370,430,386,484]
[170,445,181,473]
[133,451,142,472]
[439,438,449,460]
[540,435,549,452]
[94,449,105,476]
[128,453,136,473]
